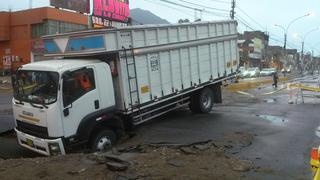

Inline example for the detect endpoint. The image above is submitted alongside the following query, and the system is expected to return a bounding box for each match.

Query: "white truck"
[12,21,239,156]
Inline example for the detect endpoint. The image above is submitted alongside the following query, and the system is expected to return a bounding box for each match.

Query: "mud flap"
[211,83,222,104]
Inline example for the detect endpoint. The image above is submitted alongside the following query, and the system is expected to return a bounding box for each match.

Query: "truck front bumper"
[15,128,66,156]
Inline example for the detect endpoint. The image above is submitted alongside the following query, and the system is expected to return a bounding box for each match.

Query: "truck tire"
[90,129,117,152]
[189,87,214,113]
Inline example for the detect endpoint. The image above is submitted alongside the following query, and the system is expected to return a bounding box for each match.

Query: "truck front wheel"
[189,87,214,113]
[90,129,117,152]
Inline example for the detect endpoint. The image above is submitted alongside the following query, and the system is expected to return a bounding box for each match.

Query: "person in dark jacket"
[272,72,278,88]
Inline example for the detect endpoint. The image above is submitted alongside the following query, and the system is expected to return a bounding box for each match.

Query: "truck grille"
[16,120,49,139]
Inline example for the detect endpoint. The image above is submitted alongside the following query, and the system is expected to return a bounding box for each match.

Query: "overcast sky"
[1,0,320,54]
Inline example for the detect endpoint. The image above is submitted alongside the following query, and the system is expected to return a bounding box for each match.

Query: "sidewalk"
[226,76,288,92]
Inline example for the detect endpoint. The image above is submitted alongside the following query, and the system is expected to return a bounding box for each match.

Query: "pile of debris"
[0,132,255,180]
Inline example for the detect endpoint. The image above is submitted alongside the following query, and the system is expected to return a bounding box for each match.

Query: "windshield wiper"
[14,100,24,105]
[40,102,48,109]
[29,97,48,109]
[29,102,43,109]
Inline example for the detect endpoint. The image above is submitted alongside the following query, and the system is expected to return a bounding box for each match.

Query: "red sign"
[93,0,130,23]
[31,40,45,54]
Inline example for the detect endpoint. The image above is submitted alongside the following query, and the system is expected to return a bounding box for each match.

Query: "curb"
[226,77,289,92]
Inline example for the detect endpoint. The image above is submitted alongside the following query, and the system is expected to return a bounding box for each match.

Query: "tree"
[178,19,190,23]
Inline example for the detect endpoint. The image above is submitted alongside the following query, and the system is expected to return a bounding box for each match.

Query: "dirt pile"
[0,132,254,180]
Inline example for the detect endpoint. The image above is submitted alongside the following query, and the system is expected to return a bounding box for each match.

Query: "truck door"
[61,67,100,137]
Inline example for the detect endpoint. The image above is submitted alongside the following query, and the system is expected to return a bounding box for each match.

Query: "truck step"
[130,90,138,93]
[128,76,137,80]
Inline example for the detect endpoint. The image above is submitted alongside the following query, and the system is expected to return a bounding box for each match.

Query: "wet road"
[1,74,320,179]
[124,74,320,179]
[0,92,14,133]
[0,91,43,158]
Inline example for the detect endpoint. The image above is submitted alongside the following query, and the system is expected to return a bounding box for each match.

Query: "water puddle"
[255,115,286,124]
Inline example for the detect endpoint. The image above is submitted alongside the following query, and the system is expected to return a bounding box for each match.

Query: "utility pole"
[230,0,236,19]
[29,0,32,9]
[194,9,197,21]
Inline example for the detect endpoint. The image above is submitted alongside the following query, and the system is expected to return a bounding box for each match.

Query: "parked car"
[242,67,260,78]
[282,66,292,73]
[260,68,277,76]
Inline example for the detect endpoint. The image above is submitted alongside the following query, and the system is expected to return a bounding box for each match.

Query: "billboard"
[93,0,130,23]
[50,0,90,13]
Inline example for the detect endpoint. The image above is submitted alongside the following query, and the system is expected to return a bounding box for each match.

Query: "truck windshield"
[12,70,59,105]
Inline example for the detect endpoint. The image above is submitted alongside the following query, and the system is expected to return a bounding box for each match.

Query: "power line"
[236,17,255,31]
[234,8,300,49]
[236,15,255,30]
[155,0,230,19]
[208,0,231,4]
[177,0,229,12]
[236,6,265,30]
[145,0,195,18]
[235,6,302,49]
[158,0,203,11]
[236,15,298,49]
[203,11,229,18]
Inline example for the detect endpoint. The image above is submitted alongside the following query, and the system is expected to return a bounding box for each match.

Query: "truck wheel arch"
[75,107,120,144]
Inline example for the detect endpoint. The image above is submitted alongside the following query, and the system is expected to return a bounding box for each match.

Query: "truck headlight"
[49,143,61,155]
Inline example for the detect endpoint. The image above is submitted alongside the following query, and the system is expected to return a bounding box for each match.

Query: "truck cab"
[13,59,116,156]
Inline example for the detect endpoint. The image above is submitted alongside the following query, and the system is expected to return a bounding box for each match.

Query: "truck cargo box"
[43,20,239,116]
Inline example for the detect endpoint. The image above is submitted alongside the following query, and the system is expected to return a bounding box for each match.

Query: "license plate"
[26,139,34,147]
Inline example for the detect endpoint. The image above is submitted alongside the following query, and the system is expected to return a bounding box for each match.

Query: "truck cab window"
[63,68,95,107]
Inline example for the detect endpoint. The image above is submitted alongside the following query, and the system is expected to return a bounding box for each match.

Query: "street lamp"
[274,12,312,49]
[301,27,320,55]
[293,27,320,73]
[274,13,312,67]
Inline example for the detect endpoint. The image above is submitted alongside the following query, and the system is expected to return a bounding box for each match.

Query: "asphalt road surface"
[1,74,320,179]
[0,92,14,133]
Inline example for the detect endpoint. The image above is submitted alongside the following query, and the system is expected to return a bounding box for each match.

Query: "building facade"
[265,46,299,69]
[238,31,269,68]
[0,7,88,73]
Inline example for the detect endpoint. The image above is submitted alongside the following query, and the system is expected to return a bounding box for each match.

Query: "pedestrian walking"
[272,72,278,88]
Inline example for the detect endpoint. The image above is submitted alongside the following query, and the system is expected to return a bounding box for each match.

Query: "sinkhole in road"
[255,115,286,124]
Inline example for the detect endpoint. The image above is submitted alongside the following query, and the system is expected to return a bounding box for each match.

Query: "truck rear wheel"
[189,87,214,113]
[90,129,117,152]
